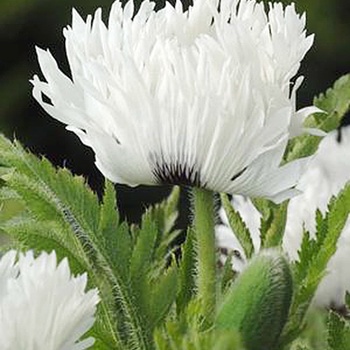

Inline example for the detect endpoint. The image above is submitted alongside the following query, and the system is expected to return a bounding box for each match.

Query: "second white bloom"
[216,127,350,306]
[0,250,99,350]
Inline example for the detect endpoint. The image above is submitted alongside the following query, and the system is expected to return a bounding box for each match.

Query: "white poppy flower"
[0,250,99,350]
[216,126,350,306]
[284,126,350,306]
[32,0,318,202]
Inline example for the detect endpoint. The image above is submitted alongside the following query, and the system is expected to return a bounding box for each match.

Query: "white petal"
[216,126,350,306]
[32,0,317,202]
[0,250,99,350]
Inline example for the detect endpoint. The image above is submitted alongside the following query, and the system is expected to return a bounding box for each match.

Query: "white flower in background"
[284,126,350,306]
[32,0,319,203]
[216,195,261,270]
[0,250,99,350]
[216,126,350,306]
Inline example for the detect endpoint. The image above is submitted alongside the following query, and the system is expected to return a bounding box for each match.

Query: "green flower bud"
[216,251,293,350]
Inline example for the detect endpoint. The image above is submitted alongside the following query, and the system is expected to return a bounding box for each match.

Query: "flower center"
[152,159,202,187]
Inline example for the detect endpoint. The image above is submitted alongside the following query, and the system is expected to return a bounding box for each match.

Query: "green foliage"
[293,210,327,286]
[255,198,288,248]
[216,73,350,350]
[144,186,181,269]
[291,308,350,350]
[148,265,178,328]
[1,72,350,349]
[290,344,313,350]
[326,311,350,350]
[176,230,197,313]
[155,326,243,350]
[221,193,254,259]
[281,184,350,346]
[313,74,350,120]
[220,252,236,293]
[0,135,180,350]
[155,300,243,350]
[286,74,350,162]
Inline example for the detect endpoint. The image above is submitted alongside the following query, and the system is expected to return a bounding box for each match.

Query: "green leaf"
[99,181,120,233]
[2,218,88,270]
[147,186,180,237]
[220,193,254,259]
[0,187,25,232]
[282,184,350,346]
[98,181,132,281]
[130,213,158,288]
[148,265,178,328]
[293,210,327,285]
[131,186,181,279]
[304,185,350,297]
[154,313,243,350]
[289,341,314,350]
[220,251,236,294]
[326,311,350,350]
[286,74,350,162]
[176,229,196,313]
[253,197,286,247]
[0,135,156,350]
[259,200,288,248]
[1,171,94,272]
[314,74,350,119]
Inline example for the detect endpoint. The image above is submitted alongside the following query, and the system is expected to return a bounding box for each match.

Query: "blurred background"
[0,0,349,224]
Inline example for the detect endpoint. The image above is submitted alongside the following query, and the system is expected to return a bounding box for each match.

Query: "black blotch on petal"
[152,159,202,187]
[231,166,247,181]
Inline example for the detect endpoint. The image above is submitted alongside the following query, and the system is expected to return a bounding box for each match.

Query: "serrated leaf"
[176,229,197,313]
[314,74,350,118]
[2,219,89,273]
[154,319,243,350]
[98,181,132,280]
[128,212,159,340]
[220,193,254,259]
[220,251,236,294]
[260,201,288,248]
[149,265,177,328]
[252,197,271,221]
[130,213,158,284]
[0,134,154,349]
[148,186,180,235]
[146,186,181,263]
[326,311,350,350]
[282,184,350,346]
[99,181,120,234]
[286,74,350,162]
[305,185,350,293]
[293,210,328,285]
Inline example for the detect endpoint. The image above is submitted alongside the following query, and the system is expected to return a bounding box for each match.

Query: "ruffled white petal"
[216,126,350,306]
[32,0,317,201]
[0,250,99,350]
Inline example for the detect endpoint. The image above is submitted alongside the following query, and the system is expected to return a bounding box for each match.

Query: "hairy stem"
[192,187,216,326]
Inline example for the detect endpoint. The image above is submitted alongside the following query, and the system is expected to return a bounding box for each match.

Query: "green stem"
[192,187,216,326]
